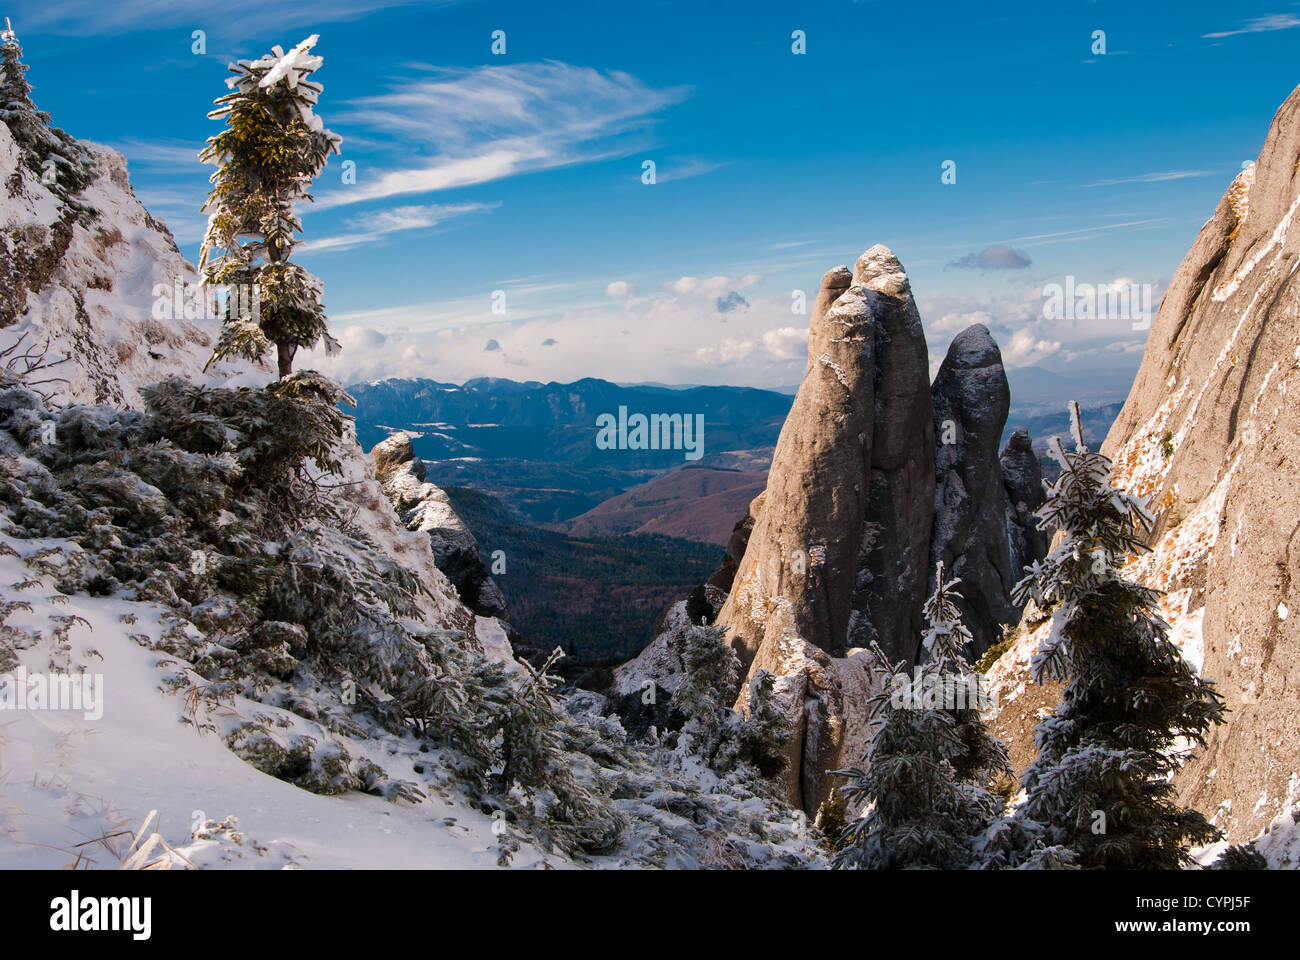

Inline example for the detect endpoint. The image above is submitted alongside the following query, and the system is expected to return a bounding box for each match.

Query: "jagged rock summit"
[929,324,1043,655]
[718,245,935,671]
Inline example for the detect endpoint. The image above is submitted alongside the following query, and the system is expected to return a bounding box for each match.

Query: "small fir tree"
[737,668,793,780]
[674,622,741,762]
[198,35,342,378]
[0,20,94,197]
[833,563,1009,869]
[1010,402,1226,869]
[671,624,792,788]
[498,647,626,854]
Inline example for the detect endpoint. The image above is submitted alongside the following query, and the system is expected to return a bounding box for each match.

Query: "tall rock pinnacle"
[848,247,936,661]
[718,262,873,664]
[719,247,935,667]
[716,245,935,812]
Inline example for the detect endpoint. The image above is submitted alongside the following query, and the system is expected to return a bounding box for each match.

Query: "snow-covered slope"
[0,120,269,406]
[0,109,490,655]
[0,106,546,868]
[0,534,556,869]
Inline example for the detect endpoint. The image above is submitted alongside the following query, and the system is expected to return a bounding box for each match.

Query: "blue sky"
[8,0,1300,390]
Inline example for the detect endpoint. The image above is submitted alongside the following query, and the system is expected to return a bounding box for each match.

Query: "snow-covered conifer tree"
[199,35,342,378]
[674,622,741,762]
[498,647,625,854]
[1010,402,1226,869]
[666,624,789,785]
[0,20,93,196]
[833,563,1009,869]
[737,668,793,780]
[921,563,1011,785]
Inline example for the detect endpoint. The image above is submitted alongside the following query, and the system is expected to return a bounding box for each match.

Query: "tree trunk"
[276,342,294,379]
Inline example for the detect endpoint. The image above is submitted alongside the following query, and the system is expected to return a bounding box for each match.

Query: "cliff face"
[989,82,1300,843]
[1101,84,1300,841]
[371,431,510,622]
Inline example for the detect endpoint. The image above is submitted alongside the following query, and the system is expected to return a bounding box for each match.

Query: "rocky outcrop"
[626,250,1046,814]
[990,81,1300,842]
[370,432,510,621]
[718,247,934,669]
[1000,427,1048,580]
[928,324,1019,656]
[736,623,878,814]
[611,600,695,699]
[716,262,870,665]
[849,249,936,659]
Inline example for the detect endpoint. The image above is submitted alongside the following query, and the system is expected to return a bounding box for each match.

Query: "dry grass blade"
[116,810,196,870]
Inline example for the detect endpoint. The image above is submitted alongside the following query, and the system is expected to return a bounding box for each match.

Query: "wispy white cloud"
[1085,169,1216,188]
[107,138,205,171]
[302,201,496,254]
[312,62,689,209]
[1001,218,1170,248]
[1203,14,1300,39]
[651,157,727,183]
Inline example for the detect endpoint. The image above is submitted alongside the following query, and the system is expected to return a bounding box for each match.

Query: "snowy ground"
[0,535,563,870]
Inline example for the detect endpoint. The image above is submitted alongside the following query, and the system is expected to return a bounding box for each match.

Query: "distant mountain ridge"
[348,375,794,463]
[348,375,794,523]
